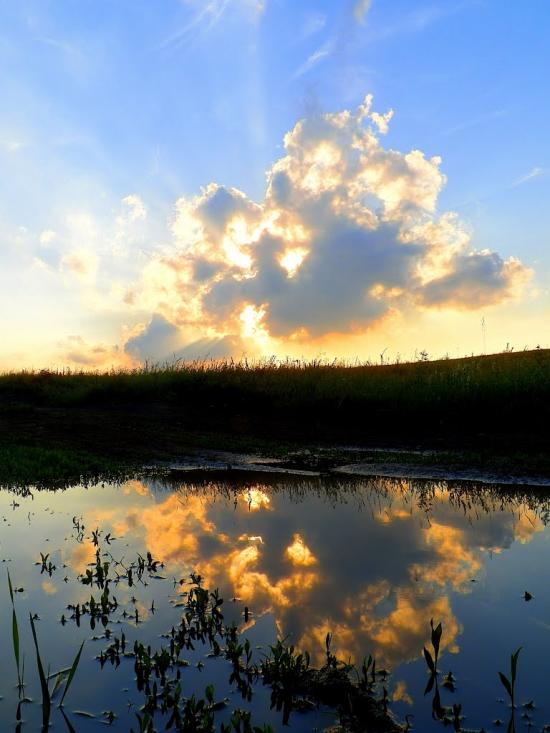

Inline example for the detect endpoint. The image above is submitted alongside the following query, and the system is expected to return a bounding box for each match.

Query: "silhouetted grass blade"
[8,570,22,690]
[12,609,21,686]
[59,640,85,708]
[511,647,521,686]
[499,671,513,699]
[29,613,51,728]
[423,646,435,674]
[60,708,77,733]
[8,568,14,603]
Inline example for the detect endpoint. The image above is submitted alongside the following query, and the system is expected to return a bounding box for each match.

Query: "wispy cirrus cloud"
[511,166,546,188]
[291,40,334,79]
[442,108,508,137]
[298,12,327,41]
[364,0,476,43]
[161,0,265,51]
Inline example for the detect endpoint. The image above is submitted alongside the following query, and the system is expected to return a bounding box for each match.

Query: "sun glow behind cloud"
[113,95,530,366]
[0,94,538,369]
[0,0,549,371]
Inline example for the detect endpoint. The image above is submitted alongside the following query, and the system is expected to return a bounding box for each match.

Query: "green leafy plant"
[59,639,85,707]
[29,613,51,729]
[499,647,522,709]
[29,612,85,728]
[7,570,24,693]
[423,618,442,681]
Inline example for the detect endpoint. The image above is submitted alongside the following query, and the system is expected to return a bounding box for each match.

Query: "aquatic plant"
[499,647,522,709]
[29,613,51,728]
[28,612,85,727]
[423,618,442,684]
[92,565,399,732]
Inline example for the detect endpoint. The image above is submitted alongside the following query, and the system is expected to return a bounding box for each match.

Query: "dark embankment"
[1,349,549,469]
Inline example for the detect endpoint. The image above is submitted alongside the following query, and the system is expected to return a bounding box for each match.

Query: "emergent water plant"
[8,570,85,730]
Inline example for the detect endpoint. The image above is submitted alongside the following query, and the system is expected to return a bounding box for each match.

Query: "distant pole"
[481,317,487,354]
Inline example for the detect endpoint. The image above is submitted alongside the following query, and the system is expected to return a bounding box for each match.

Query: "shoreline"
[144,448,550,489]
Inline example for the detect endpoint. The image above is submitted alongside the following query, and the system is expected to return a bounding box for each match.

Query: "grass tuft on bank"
[0,445,130,490]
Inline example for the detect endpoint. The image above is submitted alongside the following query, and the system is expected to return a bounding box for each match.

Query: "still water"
[1,469,550,731]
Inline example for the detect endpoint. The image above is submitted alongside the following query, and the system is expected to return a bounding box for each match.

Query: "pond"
[1,468,550,731]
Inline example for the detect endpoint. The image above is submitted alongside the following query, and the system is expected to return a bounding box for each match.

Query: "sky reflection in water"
[2,472,550,730]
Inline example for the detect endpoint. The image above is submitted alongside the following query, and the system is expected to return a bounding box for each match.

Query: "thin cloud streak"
[292,40,334,79]
[161,1,230,51]
[161,0,264,52]
[442,108,508,137]
[363,0,477,44]
[446,165,548,210]
[298,13,327,41]
[511,167,546,188]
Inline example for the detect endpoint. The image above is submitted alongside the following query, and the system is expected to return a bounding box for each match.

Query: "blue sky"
[1,0,549,367]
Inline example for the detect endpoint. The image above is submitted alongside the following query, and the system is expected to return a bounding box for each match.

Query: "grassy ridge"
[2,348,550,408]
[1,349,550,459]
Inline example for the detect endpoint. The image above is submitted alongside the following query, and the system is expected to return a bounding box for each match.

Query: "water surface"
[2,470,550,730]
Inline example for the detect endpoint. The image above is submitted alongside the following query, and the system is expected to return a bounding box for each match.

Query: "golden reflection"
[392,680,413,706]
[69,476,550,672]
[122,480,152,497]
[139,494,217,565]
[285,533,317,566]
[241,487,271,511]
[416,522,482,590]
[205,544,319,610]
[67,539,97,574]
[41,579,57,595]
[361,591,461,664]
[513,512,545,544]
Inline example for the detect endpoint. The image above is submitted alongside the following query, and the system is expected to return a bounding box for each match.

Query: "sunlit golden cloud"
[116,96,530,363]
[8,95,536,370]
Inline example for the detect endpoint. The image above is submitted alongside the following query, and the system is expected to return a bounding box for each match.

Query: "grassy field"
[1,349,550,480]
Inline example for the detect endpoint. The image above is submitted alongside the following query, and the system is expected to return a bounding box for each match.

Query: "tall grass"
[2,349,549,407]
[2,349,550,447]
[8,571,84,728]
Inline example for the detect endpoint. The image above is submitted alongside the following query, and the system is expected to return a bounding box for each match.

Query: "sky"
[0,0,549,369]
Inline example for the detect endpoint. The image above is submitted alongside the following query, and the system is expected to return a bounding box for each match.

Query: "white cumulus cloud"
[120,95,530,362]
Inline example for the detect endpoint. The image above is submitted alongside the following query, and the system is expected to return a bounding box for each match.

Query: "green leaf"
[205,683,214,704]
[12,608,20,684]
[30,613,51,728]
[60,640,85,708]
[499,671,513,700]
[423,646,435,673]
[51,671,67,700]
[60,707,77,733]
[432,686,444,719]
[511,647,522,686]
[7,569,14,604]
[431,622,442,656]
[424,673,436,696]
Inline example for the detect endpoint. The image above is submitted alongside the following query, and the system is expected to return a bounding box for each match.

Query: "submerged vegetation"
[4,541,539,733]
[7,537,400,732]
